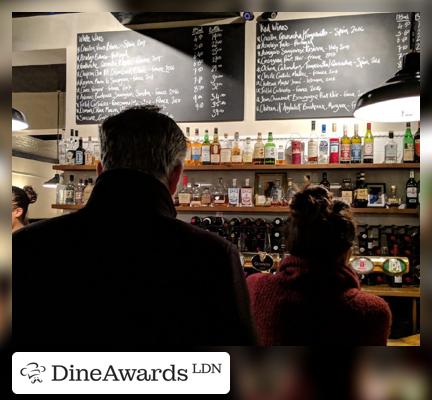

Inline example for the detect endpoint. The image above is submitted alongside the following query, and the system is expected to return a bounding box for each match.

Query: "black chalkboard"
[76,23,245,124]
[255,13,420,120]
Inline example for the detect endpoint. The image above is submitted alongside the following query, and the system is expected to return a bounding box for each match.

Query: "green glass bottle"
[264,132,276,165]
[403,122,415,163]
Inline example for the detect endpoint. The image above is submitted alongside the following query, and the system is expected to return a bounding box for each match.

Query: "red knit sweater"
[247,256,392,346]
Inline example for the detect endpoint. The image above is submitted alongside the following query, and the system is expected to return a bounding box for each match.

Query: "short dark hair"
[286,186,356,263]
[99,105,187,180]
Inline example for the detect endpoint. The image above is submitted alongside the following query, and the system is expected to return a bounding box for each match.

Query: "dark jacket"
[247,255,391,346]
[13,169,256,349]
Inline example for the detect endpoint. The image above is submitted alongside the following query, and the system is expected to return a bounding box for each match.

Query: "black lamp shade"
[12,107,29,131]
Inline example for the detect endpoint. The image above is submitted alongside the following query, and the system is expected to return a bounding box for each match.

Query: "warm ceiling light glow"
[12,108,29,131]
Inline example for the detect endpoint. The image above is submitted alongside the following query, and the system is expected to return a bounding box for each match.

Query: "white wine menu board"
[76,24,245,124]
[255,13,420,120]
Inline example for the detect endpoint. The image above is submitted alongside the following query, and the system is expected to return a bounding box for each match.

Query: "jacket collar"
[85,168,177,218]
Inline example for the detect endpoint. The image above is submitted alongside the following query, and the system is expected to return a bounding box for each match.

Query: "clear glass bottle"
[75,179,84,205]
[65,174,76,205]
[58,131,67,164]
[228,178,240,206]
[242,137,253,164]
[255,183,266,206]
[403,122,415,163]
[240,178,254,207]
[56,173,66,205]
[190,184,202,207]
[178,175,192,206]
[319,124,329,164]
[66,128,76,164]
[384,131,398,163]
[184,127,192,166]
[82,177,94,204]
[271,180,283,205]
[276,144,285,165]
[220,133,232,164]
[231,132,242,164]
[93,139,101,163]
[286,178,297,204]
[264,132,276,165]
[308,121,319,164]
[84,137,95,165]
[200,185,212,207]
[253,132,265,165]
[213,177,227,205]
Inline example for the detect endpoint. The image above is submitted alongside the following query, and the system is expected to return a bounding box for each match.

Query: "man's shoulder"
[344,288,392,318]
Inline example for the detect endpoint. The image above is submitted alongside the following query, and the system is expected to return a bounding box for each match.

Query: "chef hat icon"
[20,362,46,383]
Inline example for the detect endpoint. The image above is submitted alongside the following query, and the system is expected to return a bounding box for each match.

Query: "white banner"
[12,352,230,394]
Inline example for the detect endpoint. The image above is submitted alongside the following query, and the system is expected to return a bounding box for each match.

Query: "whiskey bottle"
[242,137,253,164]
[276,145,285,165]
[240,178,254,207]
[201,130,211,165]
[353,172,368,208]
[363,123,374,163]
[386,185,401,208]
[231,132,242,164]
[213,177,227,205]
[341,178,354,206]
[406,170,418,208]
[253,132,265,165]
[210,128,221,164]
[178,176,192,206]
[220,133,232,164]
[228,178,240,206]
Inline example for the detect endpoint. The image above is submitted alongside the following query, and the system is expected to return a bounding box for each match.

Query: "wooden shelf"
[52,204,83,210]
[53,164,98,171]
[184,163,420,171]
[362,285,420,298]
[176,206,418,215]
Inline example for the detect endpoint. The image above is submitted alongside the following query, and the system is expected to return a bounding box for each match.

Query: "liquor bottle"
[291,140,302,164]
[220,132,232,164]
[65,175,76,205]
[363,123,374,163]
[264,132,276,165]
[319,124,329,164]
[403,122,415,163]
[210,128,221,164]
[201,130,211,165]
[178,176,192,206]
[56,174,66,205]
[231,132,242,164]
[353,172,368,208]
[276,145,285,165]
[200,185,212,207]
[406,170,418,208]
[271,180,283,205]
[384,131,398,163]
[66,128,76,164]
[255,183,266,206]
[307,121,318,164]
[75,179,84,205]
[213,177,227,205]
[191,129,202,166]
[74,130,80,152]
[286,178,296,204]
[184,127,192,166]
[85,137,95,165]
[341,178,354,206]
[340,124,351,164]
[82,178,94,204]
[75,137,86,165]
[58,131,67,164]
[320,172,330,190]
[228,178,240,206]
[414,122,420,162]
[240,178,253,207]
[242,137,253,164]
[253,132,265,165]
[351,123,362,163]
[93,139,101,163]
[190,184,202,207]
[329,123,339,164]
[386,185,401,208]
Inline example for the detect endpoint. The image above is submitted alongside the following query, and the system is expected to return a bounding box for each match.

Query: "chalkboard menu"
[76,24,245,124]
[255,13,420,120]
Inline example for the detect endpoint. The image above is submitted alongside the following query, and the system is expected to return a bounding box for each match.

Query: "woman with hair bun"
[12,186,37,232]
[247,186,391,345]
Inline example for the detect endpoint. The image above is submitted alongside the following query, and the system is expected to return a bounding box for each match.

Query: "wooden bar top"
[362,285,420,298]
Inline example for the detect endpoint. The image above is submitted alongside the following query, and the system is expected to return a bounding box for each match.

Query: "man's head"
[98,105,187,194]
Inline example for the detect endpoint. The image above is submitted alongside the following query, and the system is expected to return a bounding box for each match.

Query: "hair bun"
[23,186,37,204]
[290,186,332,221]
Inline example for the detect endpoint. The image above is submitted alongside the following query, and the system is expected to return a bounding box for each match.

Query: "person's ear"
[13,207,23,219]
[167,162,184,196]
[96,161,104,177]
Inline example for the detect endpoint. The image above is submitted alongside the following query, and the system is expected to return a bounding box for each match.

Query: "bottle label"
[178,193,191,205]
[319,140,328,163]
[341,191,353,205]
[415,139,420,158]
[255,194,266,206]
[191,147,201,161]
[75,151,84,165]
[403,146,414,162]
[201,145,211,162]
[228,188,240,205]
[340,144,351,161]
[241,188,253,206]
[232,154,242,163]
[351,143,362,161]
[211,154,220,164]
[292,141,302,164]
[307,140,318,158]
[66,150,75,164]
[356,188,369,200]
[65,190,74,202]
[201,193,212,205]
[364,143,373,158]
[277,150,285,161]
[407,187,417,198]
[329,140,339,163]
[385,144,397,160]
[243,152,253,163]
[221,149,231,163]
[264,146,276,159]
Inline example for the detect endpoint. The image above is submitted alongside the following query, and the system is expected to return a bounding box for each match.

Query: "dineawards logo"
[12,352,230,395]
